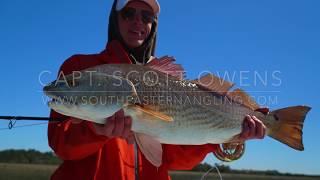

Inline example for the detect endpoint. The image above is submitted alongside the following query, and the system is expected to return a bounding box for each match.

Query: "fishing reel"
[213,142,245,162]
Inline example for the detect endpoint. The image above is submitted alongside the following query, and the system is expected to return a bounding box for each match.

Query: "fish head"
[43,71,138,122]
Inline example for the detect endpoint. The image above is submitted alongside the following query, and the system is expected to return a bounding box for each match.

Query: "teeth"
[132,30,142,36]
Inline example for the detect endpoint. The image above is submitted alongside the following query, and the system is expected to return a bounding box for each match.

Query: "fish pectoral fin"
[134,133,163,167]
[129,105,174,122]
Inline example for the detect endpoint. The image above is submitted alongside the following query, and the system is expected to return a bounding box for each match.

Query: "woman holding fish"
[48,0,267,179]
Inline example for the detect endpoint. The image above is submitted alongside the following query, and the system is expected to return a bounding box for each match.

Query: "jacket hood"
[107,0,158,64]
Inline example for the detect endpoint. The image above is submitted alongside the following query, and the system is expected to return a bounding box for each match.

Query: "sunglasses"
[120,7,155,24]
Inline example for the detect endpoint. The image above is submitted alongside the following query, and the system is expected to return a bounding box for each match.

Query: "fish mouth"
[48,96,78,108]
[44,85,79,107]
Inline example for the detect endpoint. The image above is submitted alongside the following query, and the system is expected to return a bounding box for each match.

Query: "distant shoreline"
[170,170,320,180]
[1,149,319,177]
[0,163,319,180]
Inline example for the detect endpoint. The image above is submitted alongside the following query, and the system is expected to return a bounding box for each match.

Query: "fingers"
[241,115,266,141]
[104,114,116,137]
[240,115,251,139]
[122,116,132,139]
[247,116,256,138]
[93,113,116,137]
[252,116,266,139]
[93,109,133,144]
[113,109,125,137]
[126,132,135,145]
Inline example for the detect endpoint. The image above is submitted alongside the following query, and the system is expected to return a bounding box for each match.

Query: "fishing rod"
[0,116,63,129]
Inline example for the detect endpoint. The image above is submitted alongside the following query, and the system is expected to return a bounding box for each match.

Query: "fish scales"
[44,61,311,167]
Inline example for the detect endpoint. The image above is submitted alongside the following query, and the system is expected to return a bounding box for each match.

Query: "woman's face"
[118,1,155,48]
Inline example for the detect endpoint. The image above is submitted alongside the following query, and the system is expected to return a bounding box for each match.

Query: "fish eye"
[89,96,98,105]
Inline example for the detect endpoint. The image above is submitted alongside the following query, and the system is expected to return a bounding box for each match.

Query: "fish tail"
[267,106,311,151]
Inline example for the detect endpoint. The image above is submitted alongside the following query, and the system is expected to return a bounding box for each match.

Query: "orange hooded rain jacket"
[48,40,218,180]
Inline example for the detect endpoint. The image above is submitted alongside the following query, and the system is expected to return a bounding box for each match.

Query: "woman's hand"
[92,109,135,144]
[240,115,266,141]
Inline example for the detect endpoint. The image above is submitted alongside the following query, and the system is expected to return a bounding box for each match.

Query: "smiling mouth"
[129,30,145,38]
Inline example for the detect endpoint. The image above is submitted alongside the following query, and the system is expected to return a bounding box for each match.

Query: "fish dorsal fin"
[227,88,260,110]
[193,74,234,95]
[134,133,163,167]
[146,56,185,80]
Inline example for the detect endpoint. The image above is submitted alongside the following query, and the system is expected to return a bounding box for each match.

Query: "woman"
[48,0,266,179]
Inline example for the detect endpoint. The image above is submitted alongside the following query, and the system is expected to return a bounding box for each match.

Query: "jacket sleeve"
[48,111,109,160]
[162,144,218,170]
[47,56,109,160]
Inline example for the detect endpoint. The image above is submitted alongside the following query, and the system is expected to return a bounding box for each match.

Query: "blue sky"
[0,0,319,175]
